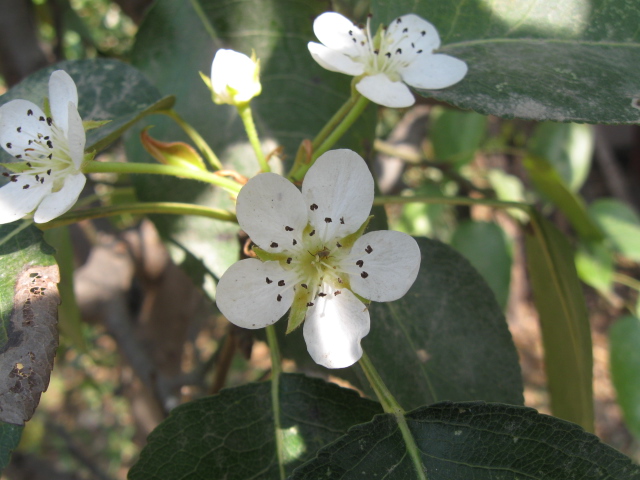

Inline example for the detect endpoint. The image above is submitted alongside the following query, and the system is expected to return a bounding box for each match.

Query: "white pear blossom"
[210,49,262,106]
[216,149,421,369]
[0,70,86,224]
[308,12,468,108]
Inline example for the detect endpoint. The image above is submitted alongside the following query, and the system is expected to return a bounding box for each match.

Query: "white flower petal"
[216,259,297,329]
[400,53,468,90]
[303,287,370,368]
[346,230,421,302]
[65,101,86,168]
[48,70,78,136]
[308,42,365,76]
[386,14,440,53]
[33,172,85,223]
[302,149,373,243]
[313,12,362,56]
[210,49,261,104]
[236,172,308,253]
[0,99,50,155]
[355,74,415,108]
[0,178,50,224]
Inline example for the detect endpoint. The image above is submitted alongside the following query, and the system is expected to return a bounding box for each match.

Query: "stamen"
[286,258,292,264]
[285,226,294,231]
[5,143,11,149]
[340,217,344,224]
[46,117,53,126]
[278,280,285,286]
[361,271,369,278]
[365,245,373,254]
[309,230,315,236]
[23,185,29,189]
[277,294,282,302]
[334,290,341,296]
[266,277,273,284]
[292,239,298,246]
[39,116,45,122]
[324,217,332,223]
[270,242,279,248]
[310,204,318,210]
[356,260,364,267]
[307,302,314,307]
[336,242,342,248]
[301,283,308,289]
[318,293,327,297]
[27,109,33,116]
[16,127,21,132]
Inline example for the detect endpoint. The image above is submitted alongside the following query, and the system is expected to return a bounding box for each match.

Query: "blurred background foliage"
[0,0,639,478]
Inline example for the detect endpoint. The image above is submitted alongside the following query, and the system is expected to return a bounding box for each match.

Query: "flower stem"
[266,325,286,480]
[237,103,270,172]
[81,161,242,194]
[288,93,369,183]
[37,202,237,230]
[161,109,223,170]
[359,351,427,480]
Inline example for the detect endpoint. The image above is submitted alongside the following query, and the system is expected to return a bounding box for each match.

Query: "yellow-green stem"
[237,103,269,172]
[312,93,361,149]
[613,272,640,292]
[359,351,427,480]
[266,325,286,479]
[38,202,237,230]
[82,161,242,194]
[162,109,223,170]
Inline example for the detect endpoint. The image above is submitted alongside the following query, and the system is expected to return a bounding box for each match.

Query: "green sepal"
[253,245,290,262]
[286,286,311,334]
[338,215,373,249]
[83,119,111,131]
[199,71,214,97]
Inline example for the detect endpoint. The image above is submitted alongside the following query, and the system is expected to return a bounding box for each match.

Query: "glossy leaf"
[588,198,640,262]
[0,58,172,164]
[525,211,593,431]
[524,155,603,240]
[371,1,640,124]
[450,220,511,309]
[429,106,487,167]
[127,0,375,298]
[128,374,382,479]
[0,423,22,471]
[528,122,594,191]
[609,315,640,441]
[291,402,640,479]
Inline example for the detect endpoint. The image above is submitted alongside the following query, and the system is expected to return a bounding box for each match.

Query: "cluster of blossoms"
[216,149,421,368]
[0,70,86,224]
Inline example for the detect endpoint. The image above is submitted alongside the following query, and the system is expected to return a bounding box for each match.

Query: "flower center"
[2,110,77,192]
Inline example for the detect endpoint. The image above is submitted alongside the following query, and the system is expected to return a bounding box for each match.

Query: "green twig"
[359,351,427,480]
[237,103,269,172]
[81,161,242,194]
[161,109,223,170]
[266,325,286,480]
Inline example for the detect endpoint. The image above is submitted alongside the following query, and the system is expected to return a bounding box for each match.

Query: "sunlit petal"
[400,53,468,90]
[0,178,50,224]
[308,42,365,76]
[33,173,85,223]
[355,74,415,108]
[312,12,362,56]
[0,100,50,155]
[48,70,78,136]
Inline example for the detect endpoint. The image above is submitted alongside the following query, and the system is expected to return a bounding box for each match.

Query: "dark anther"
[28,140,32,145]
[309,230,316,236]
[27,109,33,116]
[352,38,357,43]
[324,217,332,223]
[47,169,51,175]
[396,48,402,54]
[301,283,308,289]
[361,271,369,278]
[396,17,402,23]
[2,172,8,177]
[44,136,49,140]
[403,27,408,33]
[365,245,373,254]
[16,155,22,159]
[292,239,298,246]
[411,42,415,48]
[17,127,21,132]
[374,49,379,55]
[421,30,426,36]
[340,217,345,224]
[270,242,279,248]
[11,175,18,182]
[337,277,343,283]
[417,49,423,54]
[318,293,327,297]
[277,294,282,302]
[46,117,53,126]
[40,177,44,184]
[385,52,391,58]
[307,302,314,307]
[360,41,365,46]
[266,277,273,284]
[349,30,353,35]
[310,204,318,210]
[286,258,292,264]
[35,175,39,182]
[6,143,11,149]
[26,162,31,167]
[356,260,364,267]
[46,140,53,149]
[23,184,29,189]
[336,242,342,248]
[334,290,341,296]
[285,226,293,231]
[47,154,53,159]
[39,116,45,122]
[278,280,285,287]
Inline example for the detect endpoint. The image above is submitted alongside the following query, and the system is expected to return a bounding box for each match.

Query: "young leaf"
[588,198,640,262]
[609,315,640,441]
[371,1,640,124]
[128,374,382,479]
[525,211,593,431]
[290,402,640,479]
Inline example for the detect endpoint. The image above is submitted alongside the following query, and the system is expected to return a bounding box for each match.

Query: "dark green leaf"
[450,220,511,308]
[371,1,640,124]
[528,122,593,192]
[525,212,593,431]
[127,0,375,298]
[588,198,640,262]
[0,422,22,471]
[429,106,487,167]
[0,58,172,164]
[609,315,640,441]
[290,401,640,479]
[128,373,382,479]
[524,155,603,240]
